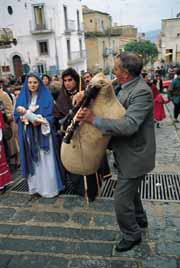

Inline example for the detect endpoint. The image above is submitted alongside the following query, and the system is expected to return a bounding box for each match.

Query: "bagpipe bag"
[61,73,125,175]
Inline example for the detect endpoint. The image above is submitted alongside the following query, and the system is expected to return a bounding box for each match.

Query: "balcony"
[0,28,16,48]
[65,20,76,34]
[30,21,53,35]
[68,50,86,65]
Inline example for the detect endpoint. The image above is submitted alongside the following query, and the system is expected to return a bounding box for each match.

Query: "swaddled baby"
[16,105,46,125]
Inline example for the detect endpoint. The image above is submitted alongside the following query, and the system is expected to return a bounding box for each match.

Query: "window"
[7,6,13,15]
[34,5,45,30]
[64,5,68,30]
[90,19,93,23]
[101,20,104,31]
[2,66,10,72]
[77,10,80,31]
[67,39,71,60]
[79,39,82,57]
[177,33,180,37]
[37,64,46,74]
[112,40,115,48]
[38,40,48,55]
[102,40,105,50]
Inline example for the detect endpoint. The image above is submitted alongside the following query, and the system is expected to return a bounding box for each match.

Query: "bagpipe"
[60,73,126,176]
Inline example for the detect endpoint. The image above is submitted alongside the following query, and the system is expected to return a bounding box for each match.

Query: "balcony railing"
[0,28,17,48]
[68,50,86,64]
[65,20,76,34]
[29,21,53,34]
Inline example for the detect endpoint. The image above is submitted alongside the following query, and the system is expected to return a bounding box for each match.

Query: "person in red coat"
[151,81,170,128]
[0,111,13,193]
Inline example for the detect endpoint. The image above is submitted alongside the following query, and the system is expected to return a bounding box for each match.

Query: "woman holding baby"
[14,73,64,198]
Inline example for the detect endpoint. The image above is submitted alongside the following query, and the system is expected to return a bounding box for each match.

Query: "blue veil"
[14,73,63,189]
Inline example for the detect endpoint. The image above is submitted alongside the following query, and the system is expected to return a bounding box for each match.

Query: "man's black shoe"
[115,238,142,252]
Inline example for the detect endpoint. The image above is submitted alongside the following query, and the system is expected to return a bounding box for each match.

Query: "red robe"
[0,112,12,189]
[154,94,170,121]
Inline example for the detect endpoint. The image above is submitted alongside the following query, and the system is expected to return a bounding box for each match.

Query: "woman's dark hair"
[116,52,143,77]
[62,68,80,88]
[83,71,93,78]
[152,79,157,86]
[141,72,147,79]
[42,74,51,82]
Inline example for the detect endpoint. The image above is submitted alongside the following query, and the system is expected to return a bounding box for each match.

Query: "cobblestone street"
[0,104,179,268]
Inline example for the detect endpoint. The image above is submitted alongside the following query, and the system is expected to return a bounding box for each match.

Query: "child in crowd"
[151,81,170,128]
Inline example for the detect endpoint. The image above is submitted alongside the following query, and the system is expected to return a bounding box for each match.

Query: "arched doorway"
[13,55,23,79]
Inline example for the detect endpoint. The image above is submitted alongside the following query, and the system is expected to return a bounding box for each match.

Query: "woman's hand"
[32,119,41,126]
[76,108,95,124]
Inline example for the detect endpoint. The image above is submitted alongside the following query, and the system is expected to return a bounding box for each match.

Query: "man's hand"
[76,108,95,124]
[72,91,85,106]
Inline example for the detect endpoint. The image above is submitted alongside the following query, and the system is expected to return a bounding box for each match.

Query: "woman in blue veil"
[14,73,64,197]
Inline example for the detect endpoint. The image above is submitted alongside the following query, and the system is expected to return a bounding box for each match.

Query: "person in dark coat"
[168,68,180,122]
[54,68,101,201]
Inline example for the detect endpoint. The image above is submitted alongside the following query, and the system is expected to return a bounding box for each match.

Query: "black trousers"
[69,172,98,201]
[114,175,147,241]
[173,103,180,119]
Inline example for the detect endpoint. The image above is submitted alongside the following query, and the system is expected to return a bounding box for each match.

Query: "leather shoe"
[115,238,142,252]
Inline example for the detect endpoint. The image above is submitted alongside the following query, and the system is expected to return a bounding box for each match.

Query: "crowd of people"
[142,66,180,126]
[0,53,180,252]
[0,69,111,200]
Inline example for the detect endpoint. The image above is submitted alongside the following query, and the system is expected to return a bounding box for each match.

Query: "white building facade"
[160,17,180,65]
[0,0,87,78]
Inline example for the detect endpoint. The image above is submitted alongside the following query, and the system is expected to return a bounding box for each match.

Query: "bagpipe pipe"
[59,83,101,144]
[60,73,126,176]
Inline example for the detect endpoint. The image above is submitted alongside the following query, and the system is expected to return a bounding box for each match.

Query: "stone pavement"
[0,104,180,268]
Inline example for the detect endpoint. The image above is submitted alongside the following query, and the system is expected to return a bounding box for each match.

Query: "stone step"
[0,253,141,268]
[0,223,118,241]
[0,237,114,257]
[0,192,114,212]
[0,193,179,268]
[0,193,118,231]
[0,209,117,229]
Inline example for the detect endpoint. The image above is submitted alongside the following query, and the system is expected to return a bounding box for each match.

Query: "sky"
[81,0,180,32]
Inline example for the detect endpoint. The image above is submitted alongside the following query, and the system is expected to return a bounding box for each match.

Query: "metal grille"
[9,178,29,192]
[100,173,180,202]
[9,173,180,202]
[9,178,74,194]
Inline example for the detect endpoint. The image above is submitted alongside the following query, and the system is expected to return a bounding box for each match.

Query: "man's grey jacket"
[94,76,156,179]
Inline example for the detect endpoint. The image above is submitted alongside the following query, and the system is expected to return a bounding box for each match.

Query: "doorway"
[13,55,23,79]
